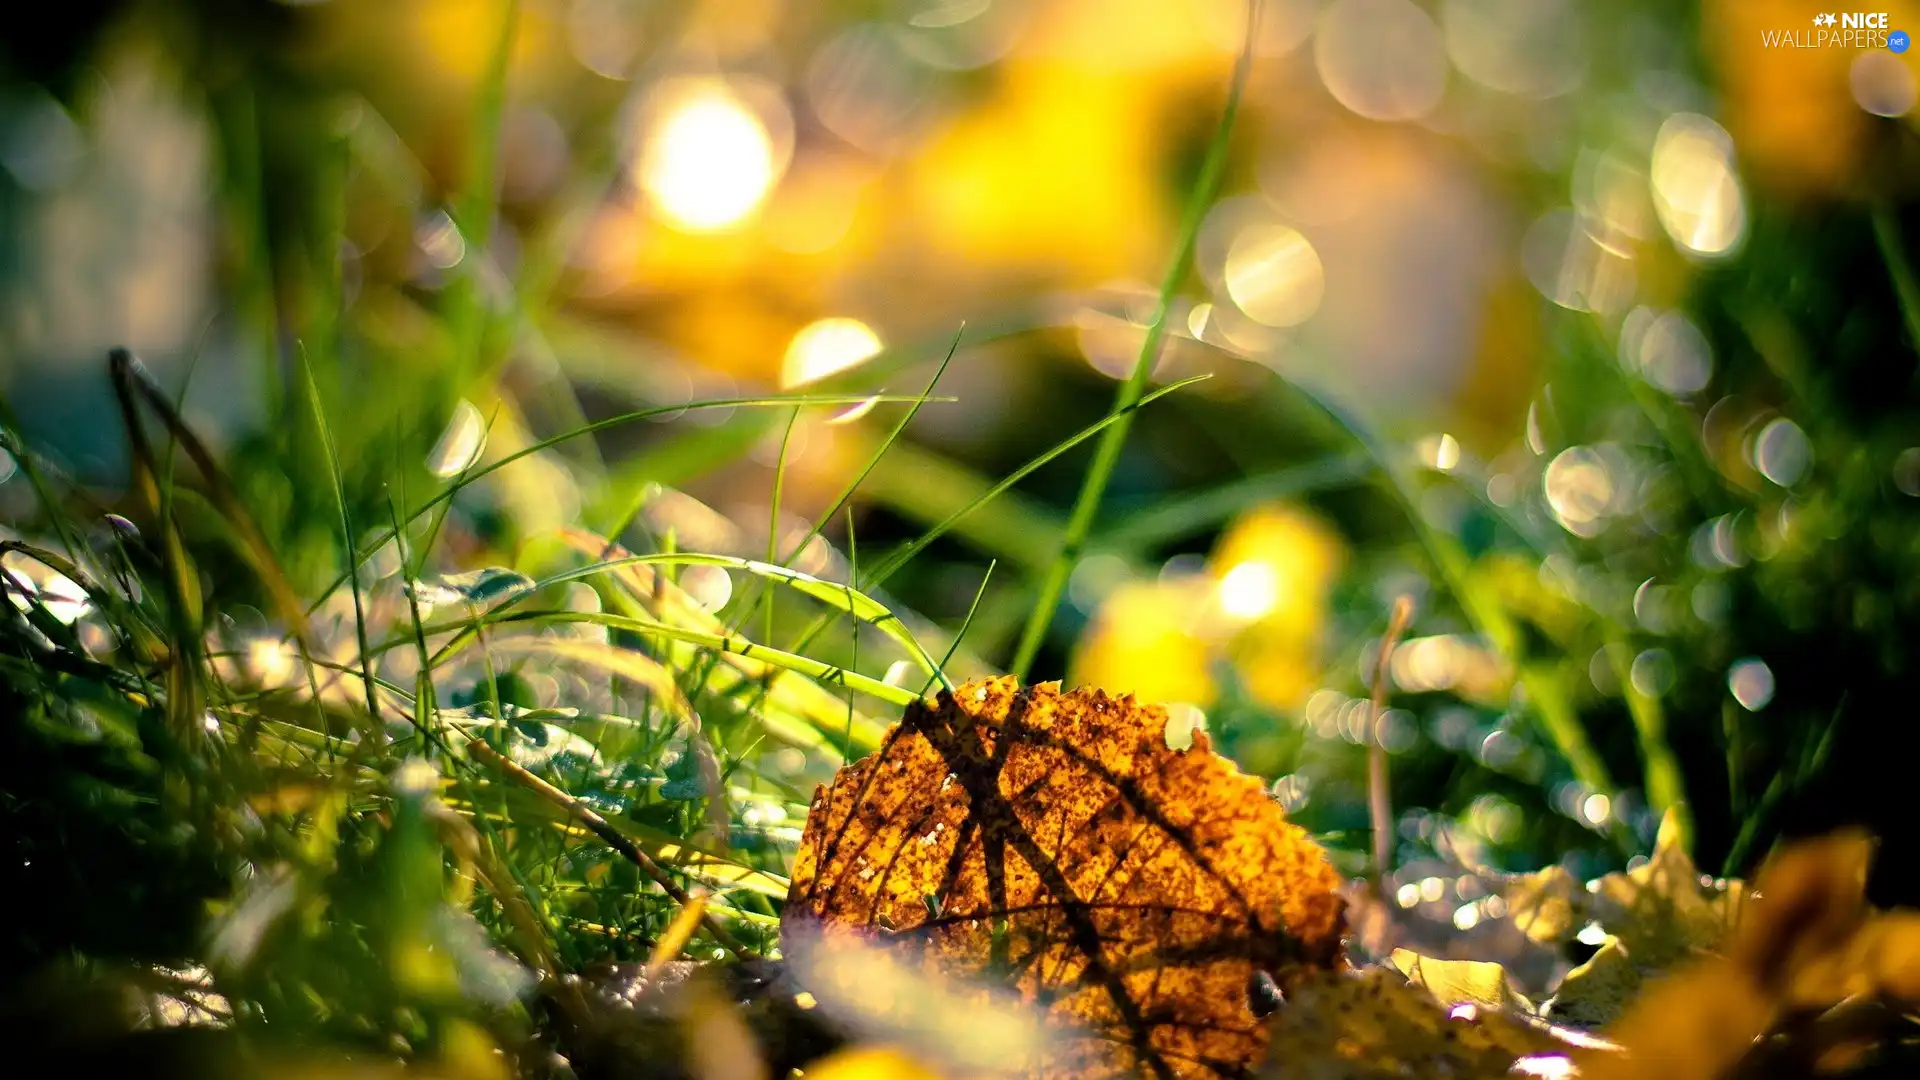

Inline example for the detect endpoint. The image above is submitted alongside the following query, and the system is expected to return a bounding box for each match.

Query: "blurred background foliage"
[4,0,1920,1073]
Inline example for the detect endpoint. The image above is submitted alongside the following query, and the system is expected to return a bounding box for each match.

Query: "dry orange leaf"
[783,677,1345,1078]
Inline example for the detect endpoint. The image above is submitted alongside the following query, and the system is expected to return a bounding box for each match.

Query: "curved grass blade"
[434,608,917,708]
[308,392,951,616]
[299,348,385,733]
[477,635,698,725]
[747,327,966,592]
[532,552,948,688]
[545,528,884,758]
[111,349,311,638]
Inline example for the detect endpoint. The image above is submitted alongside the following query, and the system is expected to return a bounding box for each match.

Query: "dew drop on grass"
[434,567,536,608]
[680,564,733,612]
[427,400,487,479]
[1728,657,1775,711]
[1751,418,1811,487]
[1650,112,1745,257]
[883,659,917,688]
[1895,448,1920,496]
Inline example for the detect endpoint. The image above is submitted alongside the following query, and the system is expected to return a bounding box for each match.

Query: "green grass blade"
[434,608,917,707]
[922,559,997,697]
[298,349,384,732]
[780,375,1211,663]
[589,553,949,684]
[1092,452,1374,555]
[780,326,965,573]
[1008,0,1258,678]
[112,350,312,639]
[1873,201,1920,363]
[763,408,800,645]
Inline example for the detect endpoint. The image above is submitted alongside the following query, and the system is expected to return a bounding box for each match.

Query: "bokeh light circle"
[1315,0,1448,122]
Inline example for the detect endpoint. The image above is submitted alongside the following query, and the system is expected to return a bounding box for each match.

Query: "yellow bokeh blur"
[803,1045,947,1080]
[906,64,1170,284]
[1071,576,1219,707]
[637,83,782,233]
[1073,503,1346,712]
[1210,504,1347,710]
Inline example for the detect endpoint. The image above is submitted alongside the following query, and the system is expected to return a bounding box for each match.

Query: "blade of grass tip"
[415,400,505,576]
[1606,636,1689,848]
[1723,693,1846,877]
[781,375,1211,663]
[699,327,964,724]
[772,325,964,576]
[731,325,965,627]
[920,559,997,699]
[1007,0,1259,679]
[298,348,385,739]
[113,349,312,639]
[843,509,861,758]
[308,393,947,616]
[109,350,205,737]
[1872,201,1920,366]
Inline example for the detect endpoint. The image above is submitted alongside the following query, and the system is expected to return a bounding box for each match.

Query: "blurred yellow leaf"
[1072,503,1346,713]
[804,1045,946,1080]
[1502,864,1584,945]
[1211,505,1346,711]
[909,64,1166,283]
[435,1019,509,1080]
[1390,949,1533,1014]
[1208,505,1346,643]
[1547,937,1640,1029]
[682,975,770,1080]
[1580,828,1891,1080]
[1261,969,1562,1080]
[1588,810,1745,969]
[1069,577,1217,707]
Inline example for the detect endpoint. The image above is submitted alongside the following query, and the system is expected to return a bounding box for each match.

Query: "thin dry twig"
[1370,595,1417,887]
